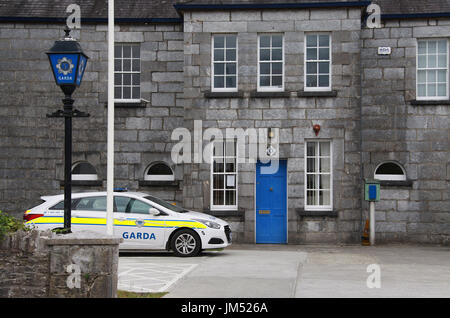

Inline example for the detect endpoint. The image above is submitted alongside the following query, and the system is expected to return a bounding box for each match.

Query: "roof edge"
[0,16,183,24]
[174,1,371,11]
[381,12,450,20]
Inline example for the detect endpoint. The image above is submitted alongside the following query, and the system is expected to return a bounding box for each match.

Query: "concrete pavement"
[295,244,450,298]
[117,244,450,298]
[118,256,198,293]
[164,248,307,298]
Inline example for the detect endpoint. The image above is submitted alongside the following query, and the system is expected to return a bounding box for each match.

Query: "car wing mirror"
[149,208,160,216]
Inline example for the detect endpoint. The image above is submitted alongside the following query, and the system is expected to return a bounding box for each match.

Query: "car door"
[113,196,135,248]
[44,198,79,231]
[114,196,167,249]
[72,196,107,234]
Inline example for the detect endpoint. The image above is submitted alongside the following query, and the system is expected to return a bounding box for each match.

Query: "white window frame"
[210,139,238,211]
[114,43,141,103]
[304,33,332,92]
[257,33,285,92]
[374,161,406,181]
[144,162,175,182]
[416,38,449,101]
[71,162,98,181]
[304,140,333,211]
[211,34,238,92]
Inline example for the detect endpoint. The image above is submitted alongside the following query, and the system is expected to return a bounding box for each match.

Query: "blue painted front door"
[255,160,287,244]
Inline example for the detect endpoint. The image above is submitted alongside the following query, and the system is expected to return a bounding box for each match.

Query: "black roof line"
[174,1,372,11]
[381,12,450,20]
[0,16,183,24]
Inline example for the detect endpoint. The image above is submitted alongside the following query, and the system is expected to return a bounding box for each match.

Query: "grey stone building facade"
[0,0,448,244]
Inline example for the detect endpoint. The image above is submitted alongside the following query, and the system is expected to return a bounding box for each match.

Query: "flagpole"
[106,0,115,236]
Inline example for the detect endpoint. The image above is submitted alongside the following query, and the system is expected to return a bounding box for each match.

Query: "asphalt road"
[118,244,450,298]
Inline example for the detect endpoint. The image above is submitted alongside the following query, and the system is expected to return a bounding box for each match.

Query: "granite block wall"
[361,19,450,244]
[182,8,363,243]
[0,22,184,216]
[0,11,447,245]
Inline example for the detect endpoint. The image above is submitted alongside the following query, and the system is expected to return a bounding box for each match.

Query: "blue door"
[255,160,287,244]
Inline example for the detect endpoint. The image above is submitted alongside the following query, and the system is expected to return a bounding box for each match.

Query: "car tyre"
[171,229,201,257]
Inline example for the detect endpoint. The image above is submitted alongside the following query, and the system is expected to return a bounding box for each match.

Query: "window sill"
[410,100,450,106]
[296,209,338,218]
[138,180,180,188]
[103,100,149,108]
[203,208,244,218]
[204,90,244,99]
[297,90,337,97]
[60,180,103,187]
[379,180,413,188]
[250,91,291,98]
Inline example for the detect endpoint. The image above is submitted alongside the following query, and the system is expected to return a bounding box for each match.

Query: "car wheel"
[171,229,201,257]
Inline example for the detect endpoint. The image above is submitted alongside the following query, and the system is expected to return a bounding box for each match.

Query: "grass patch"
[117,290,168,298]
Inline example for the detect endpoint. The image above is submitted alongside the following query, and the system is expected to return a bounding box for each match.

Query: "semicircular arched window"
[374,161,406,181]
[72,162,98,181]
[144,162,174,181]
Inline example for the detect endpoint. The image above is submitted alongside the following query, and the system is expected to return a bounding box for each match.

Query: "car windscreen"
[144,195,188,213]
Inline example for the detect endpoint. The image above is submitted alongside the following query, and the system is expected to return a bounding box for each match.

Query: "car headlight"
[193,219,221,229]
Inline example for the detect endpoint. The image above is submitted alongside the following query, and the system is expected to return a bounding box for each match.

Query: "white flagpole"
[106,0,115,236]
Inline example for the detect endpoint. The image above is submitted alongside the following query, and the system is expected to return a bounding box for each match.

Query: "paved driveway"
[117,244,450,298]
[118,257,198,293]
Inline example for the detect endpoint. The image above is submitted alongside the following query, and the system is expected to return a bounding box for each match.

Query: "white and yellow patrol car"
[24,191,231,257]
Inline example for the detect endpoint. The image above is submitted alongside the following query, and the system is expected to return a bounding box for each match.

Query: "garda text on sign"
[122,231,156,240]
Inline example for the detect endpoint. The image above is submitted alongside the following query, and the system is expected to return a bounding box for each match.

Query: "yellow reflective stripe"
[26,216,207,229]
[74,217,106,225]
[114,219,135,227]
[26,216,64,225]
[165,220,207,229]
[143,220,165,227]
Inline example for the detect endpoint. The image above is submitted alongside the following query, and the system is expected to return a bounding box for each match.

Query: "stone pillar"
[45,231,122,298]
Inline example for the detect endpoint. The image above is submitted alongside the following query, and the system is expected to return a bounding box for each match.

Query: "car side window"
[74,196,107,211]
[114,196,132,213]
[49,199,78,210]
[128,199,152,214]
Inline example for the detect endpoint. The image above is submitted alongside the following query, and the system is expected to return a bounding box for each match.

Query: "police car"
[23,191,232,257]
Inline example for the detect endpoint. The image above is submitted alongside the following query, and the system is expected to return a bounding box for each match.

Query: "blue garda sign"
[49,54,79,86]
[76,55,87,86]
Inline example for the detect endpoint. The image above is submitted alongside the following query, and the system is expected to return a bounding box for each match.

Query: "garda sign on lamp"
[46,27,89,96]
[45,26,89,233]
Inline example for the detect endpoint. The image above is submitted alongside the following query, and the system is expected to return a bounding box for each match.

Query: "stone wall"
[182,8,363,243]
[0,230,121,297]
[361,19,450,244]
[0,22,184,216]
[0,230,49,297]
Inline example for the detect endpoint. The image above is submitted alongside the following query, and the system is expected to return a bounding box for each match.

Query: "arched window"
[144,162,174,181]
[374,161,406,181]
[72,162,98,181]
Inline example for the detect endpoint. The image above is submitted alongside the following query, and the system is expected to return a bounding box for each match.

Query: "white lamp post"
[106,0,115,236]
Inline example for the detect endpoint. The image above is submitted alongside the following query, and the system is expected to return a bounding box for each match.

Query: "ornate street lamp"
[46,27,89,233]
